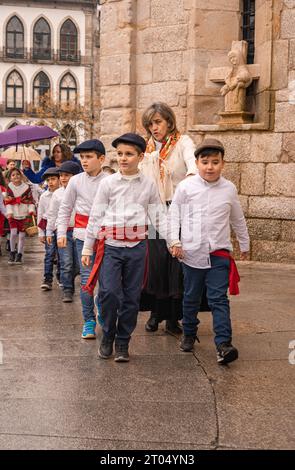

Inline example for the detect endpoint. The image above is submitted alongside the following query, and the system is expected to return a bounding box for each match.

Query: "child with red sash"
[46,161,80,303]
[5,168,36,265]
[37,167,60,291]
[57,140,107,338]
[168,138,250,364]
[81,133,169,363]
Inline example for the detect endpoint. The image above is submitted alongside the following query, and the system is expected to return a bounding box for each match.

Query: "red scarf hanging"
[210,250,240,295]
[146,131,181,181]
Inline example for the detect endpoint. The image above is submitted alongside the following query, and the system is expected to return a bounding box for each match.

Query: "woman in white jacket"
[140,102,196,334]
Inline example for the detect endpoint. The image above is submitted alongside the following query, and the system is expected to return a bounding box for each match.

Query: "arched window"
[242,0,255,64]
[6,71,24,113]
[6,16,24,58]
[33,18,51,60]
[60,73,77,103]
[33,72,50,106]
[61,125,77,146]
[60,19,78,61]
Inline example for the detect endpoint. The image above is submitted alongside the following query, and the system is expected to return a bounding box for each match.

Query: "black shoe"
[62,291,73,303]
[41,280,52,291]
[180,335,196,352]
[145,314,159,332]
[114,343,129,362]
[98,336,114,359]
[8,251,16,264]
[165,320,182,335]
[15,253,23,265]
[216,342,238,365]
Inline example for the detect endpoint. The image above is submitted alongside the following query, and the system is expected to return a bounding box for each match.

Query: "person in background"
[22,143,82,184]
[37,167,60,291]
[5,168,36,265]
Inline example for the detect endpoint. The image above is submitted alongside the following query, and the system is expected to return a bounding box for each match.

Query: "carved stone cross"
[209,40,260,125]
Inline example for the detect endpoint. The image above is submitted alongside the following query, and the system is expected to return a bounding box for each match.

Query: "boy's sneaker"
[15,253,23,264]
[62,291,73,303]
[41,280,52,291]
[114,344,130,362]
[216,342,239,365]
[8,251,16,264]
[98,335,114,359]
[81,320,96,339]
[180,335,196,352]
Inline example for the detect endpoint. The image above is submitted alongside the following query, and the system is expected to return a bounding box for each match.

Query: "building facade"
[0,0,99,146]
[97,0,295,264]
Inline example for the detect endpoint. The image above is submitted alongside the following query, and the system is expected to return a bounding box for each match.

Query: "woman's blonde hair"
[142,102,178,138]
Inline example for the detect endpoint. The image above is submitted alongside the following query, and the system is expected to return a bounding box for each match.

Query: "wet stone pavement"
[0,238,295,450]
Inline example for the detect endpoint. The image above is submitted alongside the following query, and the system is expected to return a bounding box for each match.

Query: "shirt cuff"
[169,239,182,248]
[82,247,93,256]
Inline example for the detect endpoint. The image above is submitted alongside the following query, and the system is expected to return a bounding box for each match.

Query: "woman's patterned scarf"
[146,131,181,180]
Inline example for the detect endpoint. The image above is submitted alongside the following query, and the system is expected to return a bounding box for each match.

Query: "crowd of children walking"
[0,102,250,366]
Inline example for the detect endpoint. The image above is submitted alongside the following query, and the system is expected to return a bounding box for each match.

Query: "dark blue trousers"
[98,241,146,345]
[44,231,59,282]
[58,230,80,294]
[182,254,232,346]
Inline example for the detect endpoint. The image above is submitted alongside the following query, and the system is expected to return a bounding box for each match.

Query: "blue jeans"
[75,238,96,322]
[98,241,146,345]
[58,231,80,294]
[44,231,59,282]
[182,254,232,346]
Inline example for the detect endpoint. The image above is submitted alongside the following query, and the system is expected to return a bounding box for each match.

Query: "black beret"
[42,167,60,181]
[194,138,225,158]
[112,133,146,153]
[57,161,81,175]
[73,139,106,155]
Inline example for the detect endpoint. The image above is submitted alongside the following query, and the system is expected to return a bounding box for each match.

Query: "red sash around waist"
[210,250,240,295]
[83,225,148,295]
[75,214,89,228]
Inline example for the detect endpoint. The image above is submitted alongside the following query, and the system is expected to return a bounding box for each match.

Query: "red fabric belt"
[75,213,89,228]
[83,225,148,296]
[37,218,47,231]
[210,250,240,295]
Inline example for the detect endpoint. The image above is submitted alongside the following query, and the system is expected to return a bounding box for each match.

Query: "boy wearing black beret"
[81,133,170,362]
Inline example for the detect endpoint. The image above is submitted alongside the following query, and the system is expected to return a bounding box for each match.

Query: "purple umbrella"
[0,125,59,148]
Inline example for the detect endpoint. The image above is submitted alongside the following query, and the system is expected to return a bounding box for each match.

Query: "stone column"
[99,0,137,163]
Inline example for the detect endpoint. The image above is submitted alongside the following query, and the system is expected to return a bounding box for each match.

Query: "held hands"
[39,236,46,244]
[170,245,184,259]
[81,255,91,267]
[46,236,52,245]
[57,237,67,248]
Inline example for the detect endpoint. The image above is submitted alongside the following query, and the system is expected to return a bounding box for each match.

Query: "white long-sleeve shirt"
[37,189,54,237]
[168,174,250,269]
[46,187,75,236]
[82,171,170,255]
[57,171,107,241]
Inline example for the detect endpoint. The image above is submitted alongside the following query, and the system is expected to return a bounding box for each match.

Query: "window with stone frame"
[6,71,24,113]
[59,73,77,104]
[6,16,24,59]
[33,18,51,60]
[60,19,78,62]
[33,72,50,107]
[242,0,255,65]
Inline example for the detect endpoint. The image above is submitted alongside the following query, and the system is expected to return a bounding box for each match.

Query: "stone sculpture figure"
[220,43,252,113]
